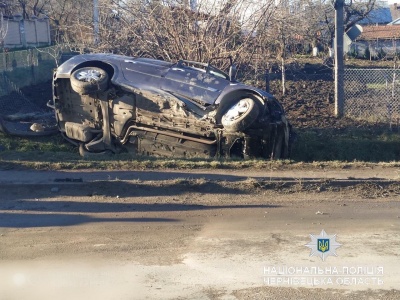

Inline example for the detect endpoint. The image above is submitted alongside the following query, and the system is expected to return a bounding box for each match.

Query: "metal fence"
[0,47,60,116]
[344,68,400,123]
[0,75,46,115]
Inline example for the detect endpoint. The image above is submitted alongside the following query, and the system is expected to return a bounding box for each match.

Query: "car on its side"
[50,54,292,159]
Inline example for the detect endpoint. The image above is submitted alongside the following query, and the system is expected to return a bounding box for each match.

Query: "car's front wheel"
[221,98,259,132]
[70,67,109,95]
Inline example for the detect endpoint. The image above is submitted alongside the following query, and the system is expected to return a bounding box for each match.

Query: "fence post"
[334,0,344,117]
[44,16,51,46]
[15,15,27,48]
[32,16,39,47]
[265,64,270,93]
[93,0,99,45]
[28,48,35,85]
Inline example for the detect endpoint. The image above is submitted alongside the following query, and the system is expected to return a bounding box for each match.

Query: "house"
[347,2,400,58]
[351,25,400,58]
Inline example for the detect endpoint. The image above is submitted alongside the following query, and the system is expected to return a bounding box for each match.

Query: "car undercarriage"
[51,54,292,159]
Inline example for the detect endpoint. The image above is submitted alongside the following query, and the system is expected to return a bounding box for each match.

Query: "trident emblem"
[318,239,330,253]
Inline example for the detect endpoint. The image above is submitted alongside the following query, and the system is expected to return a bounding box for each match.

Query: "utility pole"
[93,0,99,45]
[334,0,344,117]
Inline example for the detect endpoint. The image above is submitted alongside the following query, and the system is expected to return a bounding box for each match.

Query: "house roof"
[357,25,400,40]
[358,7,392,25]
[358,25,400,40]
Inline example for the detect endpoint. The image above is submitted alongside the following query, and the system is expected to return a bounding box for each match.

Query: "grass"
[0,133,74,153]
[1,129,400,171]
[292,128,400,162]
[366,83,389,90]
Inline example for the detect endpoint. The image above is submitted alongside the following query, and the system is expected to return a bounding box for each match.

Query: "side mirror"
[229,64,237,82]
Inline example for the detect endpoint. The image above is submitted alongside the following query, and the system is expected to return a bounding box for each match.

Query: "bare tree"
[0,0,18,16]
[47,0,92,48]
[40,0,379,87]
[15,0,50,18]
[0,1,12,52]
[61,0,277,71]
[254,1,308,94]
[343,0,376,31]
[317,0,378,48]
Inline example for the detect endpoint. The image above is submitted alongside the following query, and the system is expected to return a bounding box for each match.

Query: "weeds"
[292,128,400,162]
[1,126,400,170]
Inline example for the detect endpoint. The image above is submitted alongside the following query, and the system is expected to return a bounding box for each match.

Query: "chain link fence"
[344,68,400,123]
[0,75,44,115]
[0,47,75,135]
[0,47,60,116]
[2,49,399,126]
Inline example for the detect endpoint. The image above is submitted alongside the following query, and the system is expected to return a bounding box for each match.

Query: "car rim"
[223,99,250,121]
[76,69,103,82]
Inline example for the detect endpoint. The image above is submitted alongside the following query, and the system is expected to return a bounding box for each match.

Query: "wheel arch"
[214,89,266,124]
[70,60,117,82]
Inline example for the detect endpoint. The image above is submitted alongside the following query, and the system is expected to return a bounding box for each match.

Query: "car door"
[161,65,227,105]
[120,58,171,90]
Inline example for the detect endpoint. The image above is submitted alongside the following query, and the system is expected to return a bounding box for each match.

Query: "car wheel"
[70,67,109,95]
[221,98,259,132]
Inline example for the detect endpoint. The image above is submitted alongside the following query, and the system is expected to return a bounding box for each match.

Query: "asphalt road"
[0,168,399,299]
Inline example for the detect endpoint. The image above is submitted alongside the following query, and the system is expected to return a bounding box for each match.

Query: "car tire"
[221,98,259,132]
[70,67,109,95]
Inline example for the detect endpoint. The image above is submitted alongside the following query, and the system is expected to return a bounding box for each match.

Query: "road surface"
[0,168,399,299]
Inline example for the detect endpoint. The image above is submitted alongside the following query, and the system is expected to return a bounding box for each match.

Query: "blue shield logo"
[318,239,330,253]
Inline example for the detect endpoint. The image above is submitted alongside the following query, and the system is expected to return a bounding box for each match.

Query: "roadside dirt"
[0,168,399,299]
[273,79,394,131]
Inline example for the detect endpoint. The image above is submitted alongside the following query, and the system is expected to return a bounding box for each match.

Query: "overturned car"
[51,54,292,159]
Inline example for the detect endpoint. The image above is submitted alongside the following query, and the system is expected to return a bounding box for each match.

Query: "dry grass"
[2,127,400,171]
[1,153,400,171]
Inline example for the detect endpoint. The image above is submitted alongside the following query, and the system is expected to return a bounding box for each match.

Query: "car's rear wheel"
[221,98,259,132]
[70,67,109,95]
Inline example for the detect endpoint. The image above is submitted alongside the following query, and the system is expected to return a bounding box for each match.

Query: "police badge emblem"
[305,230,341,261]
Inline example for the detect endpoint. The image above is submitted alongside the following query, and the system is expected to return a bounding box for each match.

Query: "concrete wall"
[2,16,51,49]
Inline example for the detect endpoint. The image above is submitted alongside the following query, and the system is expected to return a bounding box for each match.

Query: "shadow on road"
[0,212,180,228]
[0,200,280,214]
[0,201,281,227]
[0,180,252,199]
